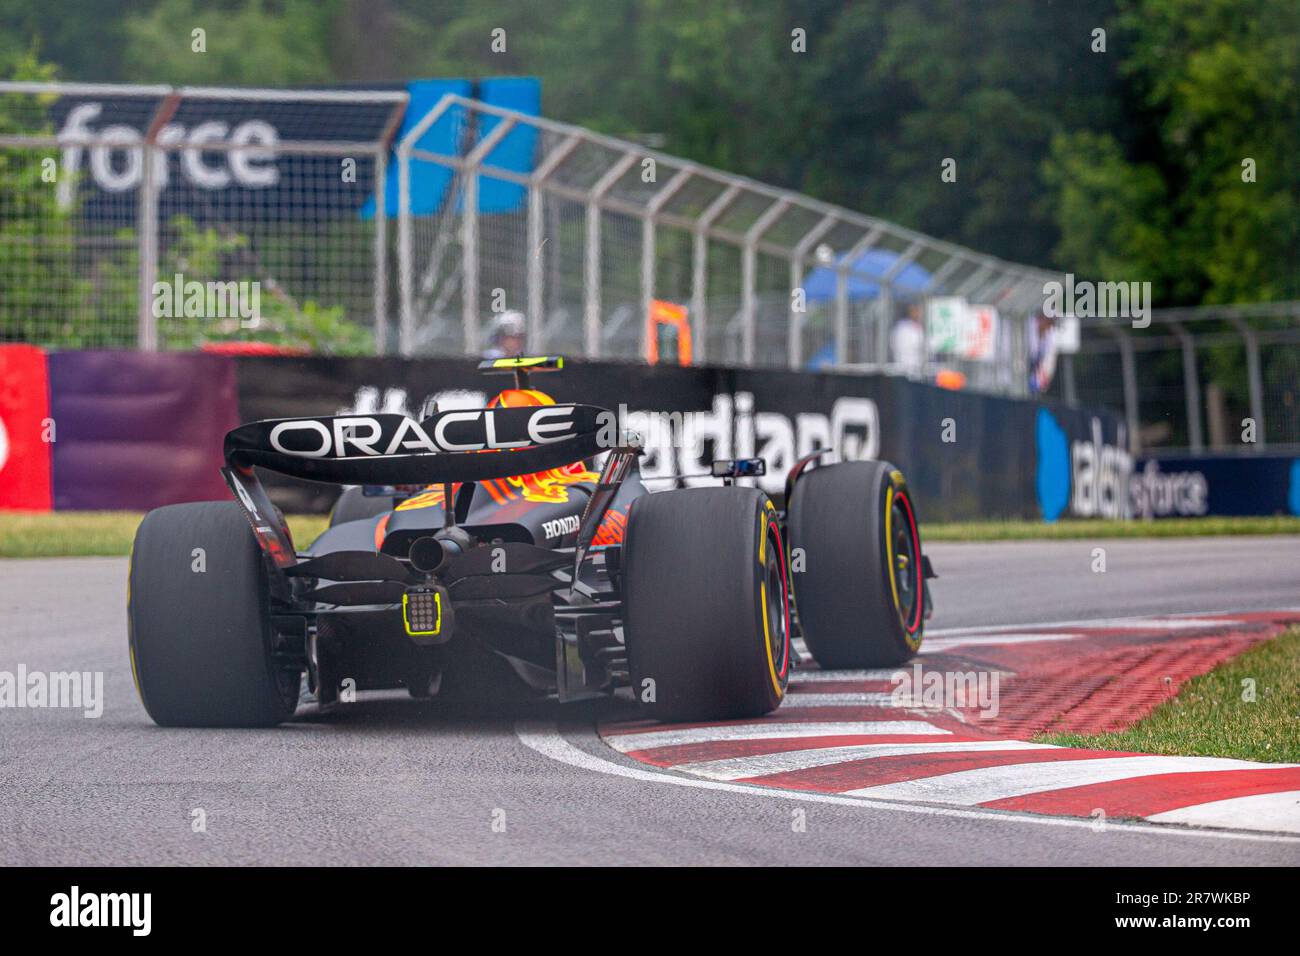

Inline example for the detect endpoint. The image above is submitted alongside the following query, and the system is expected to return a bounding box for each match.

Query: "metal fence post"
[136,141,159,350]
[834,227,883,366]
[738,198,789,365]
[875,283,893,366]
[1104,326,1141,454]
[1228,316,1266,448]
[875,240,923,365]
[455,117,519,355]
[581,152,638,358]
[526,135,581,352]
[788,214,838,369]
[395,94,458,356]
[136,93,179,350]
[397,142,414,356]
[372,145,388,355]
[1061,354,1078,406]
[583,200,601,357]
[691,184,740,366]
[461,164,480,355]
[1169,321,1204,452]
[640,168,693,362]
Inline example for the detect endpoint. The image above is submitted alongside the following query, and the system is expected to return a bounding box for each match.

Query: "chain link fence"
[1058,302,1300,454]
[0,81,406,352]
[8,82,1288,452]
[397,94,1058,383]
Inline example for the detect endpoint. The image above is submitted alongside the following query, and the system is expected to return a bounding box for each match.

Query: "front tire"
[623,487,791,722]
[788,461,925,668]
[128,501,300,727]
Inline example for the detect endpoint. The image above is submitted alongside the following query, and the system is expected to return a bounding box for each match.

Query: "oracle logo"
[267,408,577,459]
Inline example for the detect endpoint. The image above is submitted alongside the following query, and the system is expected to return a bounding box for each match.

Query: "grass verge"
[0,510,330,558]
[1038,628,1300,763]
[4,511,1300,557]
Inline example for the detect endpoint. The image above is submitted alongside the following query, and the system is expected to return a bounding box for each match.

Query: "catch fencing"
[0,82,1059,384]
[0,81,406,351]
[396,93,1057,383]
[1061,301,1300,453]
[6,81,1293,456]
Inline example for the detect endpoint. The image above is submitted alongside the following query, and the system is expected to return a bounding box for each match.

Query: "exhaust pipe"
[409,536,445,574]
[408,529,471,574]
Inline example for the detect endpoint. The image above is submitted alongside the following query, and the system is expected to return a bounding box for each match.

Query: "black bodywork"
[221,359,675,707]
[218,358,934,710]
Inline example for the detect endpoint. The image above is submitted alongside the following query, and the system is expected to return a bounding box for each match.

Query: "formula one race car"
[128,357,934,727]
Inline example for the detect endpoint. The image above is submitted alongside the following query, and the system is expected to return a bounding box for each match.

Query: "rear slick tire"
[623,487,791,723]
[787,460,925,669]
[128,501,300,727]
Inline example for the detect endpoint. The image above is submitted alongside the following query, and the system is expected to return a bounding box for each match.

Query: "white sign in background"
[926,297,1000,361]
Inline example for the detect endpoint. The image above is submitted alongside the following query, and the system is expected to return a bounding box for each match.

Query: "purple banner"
[49,351,238,510]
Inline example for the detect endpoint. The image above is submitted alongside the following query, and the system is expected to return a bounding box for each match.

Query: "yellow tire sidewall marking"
[884,484,901,624]
[758,509,784,699]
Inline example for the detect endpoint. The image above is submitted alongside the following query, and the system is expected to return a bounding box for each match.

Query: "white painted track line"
[516,720,1300,843]
[776,692,895,706]
[844,756,1293,804]
[921,633,1081,652]
[676,740,1058,781]
[601,720,951,753]
[1146,791,1300,834]
[790,669,902,682]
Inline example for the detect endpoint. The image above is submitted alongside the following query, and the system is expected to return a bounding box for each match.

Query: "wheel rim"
[764,524,791,684]
[889,491,923,633]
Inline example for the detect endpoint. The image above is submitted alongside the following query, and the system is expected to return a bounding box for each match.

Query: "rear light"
[402,586,442,636]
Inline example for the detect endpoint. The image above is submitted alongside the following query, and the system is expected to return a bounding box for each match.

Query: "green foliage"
[1042,131,1173,295]
[3,0,1298,321]
[153,217,374,355]
[0,50,90,345]
[1044,0,1300,304]
[121,0,339,85]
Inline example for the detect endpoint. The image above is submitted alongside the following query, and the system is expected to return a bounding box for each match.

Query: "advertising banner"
[50,76,541,224]
[235,355,1125,521]
[1131,455,1300,519]
[963,305,1000,361]
[48,351,239,510]
[925,296,968,354]
[927,297,1000,361]
[0,344,53,511]
[52,91,398,223]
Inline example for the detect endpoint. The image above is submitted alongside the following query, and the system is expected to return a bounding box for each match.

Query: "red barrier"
[0,345,53,511]
[48,351,239,511]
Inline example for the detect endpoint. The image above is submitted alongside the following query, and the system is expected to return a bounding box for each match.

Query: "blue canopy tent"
[802,248,933,368]
[802,247,933,301]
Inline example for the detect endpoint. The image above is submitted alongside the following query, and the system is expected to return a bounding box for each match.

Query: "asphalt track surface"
[2,535,1298,866]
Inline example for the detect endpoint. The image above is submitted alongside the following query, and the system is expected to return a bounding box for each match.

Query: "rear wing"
[223,403,608,485]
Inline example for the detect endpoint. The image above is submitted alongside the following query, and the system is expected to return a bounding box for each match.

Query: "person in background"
[1027,310,1058,394]
[483,310,527,359]
[889,302,926,378]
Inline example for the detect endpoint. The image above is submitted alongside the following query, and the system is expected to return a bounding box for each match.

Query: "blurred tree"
[1044,0,1300,304]
[119,0,338,85]
[1,0,1296,306]
[0,0,149,81]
